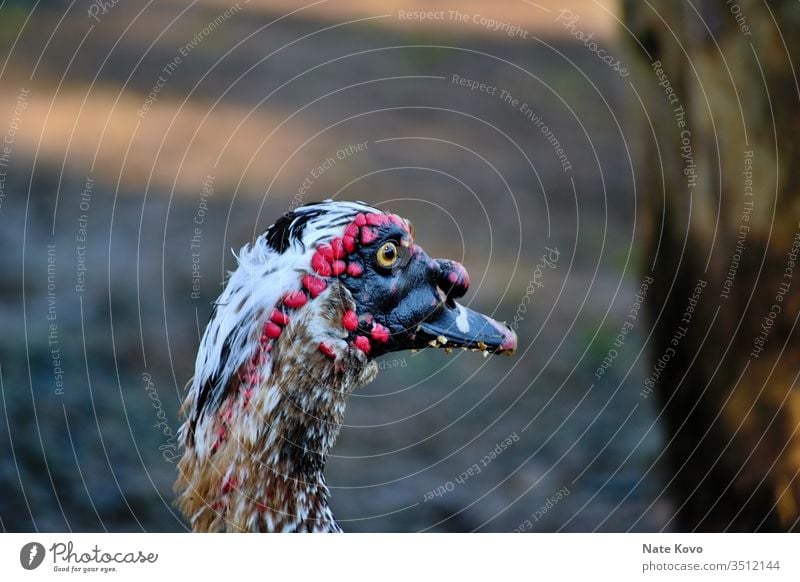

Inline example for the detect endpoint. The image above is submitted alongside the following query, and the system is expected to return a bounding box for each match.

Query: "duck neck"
[238,390,345,533]
[177,294,377,532]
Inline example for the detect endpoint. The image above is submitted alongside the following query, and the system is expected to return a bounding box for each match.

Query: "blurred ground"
[0,0,671,532]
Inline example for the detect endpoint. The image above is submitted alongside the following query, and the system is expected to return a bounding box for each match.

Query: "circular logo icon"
[19,542,46,570]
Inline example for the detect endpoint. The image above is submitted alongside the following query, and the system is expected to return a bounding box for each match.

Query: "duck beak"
[417,299,517,355]
[410,258,516,355]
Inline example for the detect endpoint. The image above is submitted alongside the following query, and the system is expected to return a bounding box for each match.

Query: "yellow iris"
[376,241,399,269]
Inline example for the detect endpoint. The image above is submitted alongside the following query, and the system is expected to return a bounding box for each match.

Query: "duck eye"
[376,241,399,269]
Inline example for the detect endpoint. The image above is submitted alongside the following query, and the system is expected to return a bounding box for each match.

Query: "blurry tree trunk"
[625,0,800,531]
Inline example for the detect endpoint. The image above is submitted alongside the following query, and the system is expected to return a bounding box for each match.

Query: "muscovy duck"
[175,200,517,532]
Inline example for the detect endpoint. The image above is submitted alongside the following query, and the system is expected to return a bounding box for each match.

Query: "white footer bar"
[1,533,797,581]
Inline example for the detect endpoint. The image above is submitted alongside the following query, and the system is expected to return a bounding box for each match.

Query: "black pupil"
[383,245,396,261]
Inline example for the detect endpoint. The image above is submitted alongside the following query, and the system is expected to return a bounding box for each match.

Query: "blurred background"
[1,0,797,532]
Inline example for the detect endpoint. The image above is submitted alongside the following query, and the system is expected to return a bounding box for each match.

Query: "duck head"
[273,201,518,360]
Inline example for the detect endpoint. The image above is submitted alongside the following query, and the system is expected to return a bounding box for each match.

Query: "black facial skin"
[338,223,517,357]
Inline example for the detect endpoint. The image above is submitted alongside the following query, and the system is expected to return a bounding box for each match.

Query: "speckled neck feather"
[176,286,377,532]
